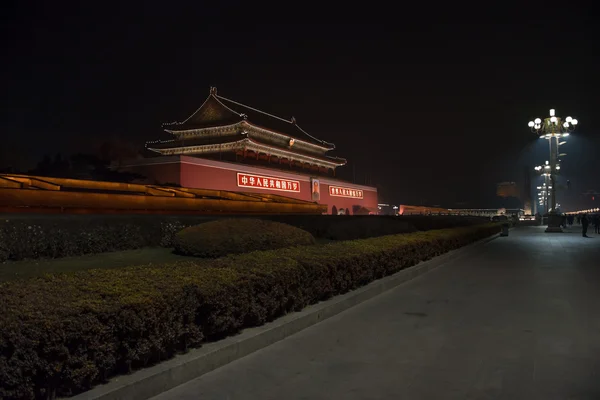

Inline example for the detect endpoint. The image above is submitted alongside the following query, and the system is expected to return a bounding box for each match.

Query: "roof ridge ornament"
[210,86,217,95]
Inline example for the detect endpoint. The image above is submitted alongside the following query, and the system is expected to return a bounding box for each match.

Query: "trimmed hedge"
[174,219,316,258]
[258,215,491,240]
[0,216,207,262]
[396,215,490,231]
[258,215,419,240]
[0,215,490,262]
[0,223,500,399]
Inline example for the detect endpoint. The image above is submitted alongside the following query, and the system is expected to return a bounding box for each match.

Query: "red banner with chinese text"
[237,173,301,192]
[329,185,364,199]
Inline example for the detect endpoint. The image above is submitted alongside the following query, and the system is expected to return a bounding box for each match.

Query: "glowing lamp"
[550,116,557,123]
[571,119,578,125]
[563,122,569,128]
[566,116,572,123]
[550,109,555,116]
[528,121,535,127]
[534,118,542,124]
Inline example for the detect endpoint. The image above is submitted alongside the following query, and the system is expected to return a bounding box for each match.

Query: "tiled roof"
[148,135,244,149]
[148,135,346,166]
[163,88,335,150]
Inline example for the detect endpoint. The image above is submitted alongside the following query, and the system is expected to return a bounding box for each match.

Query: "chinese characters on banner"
[329,185,364,199]
[237,173,301,192]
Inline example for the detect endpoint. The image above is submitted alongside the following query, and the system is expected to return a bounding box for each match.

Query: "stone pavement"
[152,226,600,400]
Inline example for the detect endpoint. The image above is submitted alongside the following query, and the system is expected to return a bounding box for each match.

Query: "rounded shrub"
[174,218,316,258]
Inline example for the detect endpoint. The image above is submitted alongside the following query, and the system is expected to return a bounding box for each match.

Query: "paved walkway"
[153,226,600,400]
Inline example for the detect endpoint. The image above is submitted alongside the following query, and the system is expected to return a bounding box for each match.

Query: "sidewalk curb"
[71,233,500,400]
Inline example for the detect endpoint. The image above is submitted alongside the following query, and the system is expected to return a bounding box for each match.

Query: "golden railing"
[0,174,327,215]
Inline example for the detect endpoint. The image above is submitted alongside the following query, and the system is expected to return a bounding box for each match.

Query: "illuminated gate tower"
[124,87,378,215]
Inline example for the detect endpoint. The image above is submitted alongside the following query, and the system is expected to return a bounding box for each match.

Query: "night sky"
[2,1,599,210]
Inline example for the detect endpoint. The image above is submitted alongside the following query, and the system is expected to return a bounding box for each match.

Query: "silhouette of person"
[581,214,590,237]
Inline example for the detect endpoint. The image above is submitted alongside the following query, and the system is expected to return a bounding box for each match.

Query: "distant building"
[119,87,378,215]
[398,205,524,218]
[523,166,532,215]
[377,204,399,216]
[496,175,533,216]
[496,182,519,198]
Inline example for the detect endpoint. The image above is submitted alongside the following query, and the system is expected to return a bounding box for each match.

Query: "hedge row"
[397,215,491,230]
[257,215,418,240]
[0,215,489,262]
[0,223,500,399]
[258,215,490,240]
[0,216,206,262]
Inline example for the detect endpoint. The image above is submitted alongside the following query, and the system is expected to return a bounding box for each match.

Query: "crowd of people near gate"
[562,213,600,238]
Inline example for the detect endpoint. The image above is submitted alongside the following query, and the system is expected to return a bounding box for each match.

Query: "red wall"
[180,162,311,202]
[121,156,377,215]
[319,184,379,215]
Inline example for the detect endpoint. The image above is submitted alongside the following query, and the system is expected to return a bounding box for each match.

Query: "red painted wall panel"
[320,185,379,215]
[180,163,312,202]
[121,156,378,215]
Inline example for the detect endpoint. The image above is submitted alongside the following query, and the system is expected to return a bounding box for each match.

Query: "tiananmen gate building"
[120,87,378,215]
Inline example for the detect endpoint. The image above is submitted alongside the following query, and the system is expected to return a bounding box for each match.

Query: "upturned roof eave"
[161,89,336,150]
[163,120,335,152]
[148,137,346,167]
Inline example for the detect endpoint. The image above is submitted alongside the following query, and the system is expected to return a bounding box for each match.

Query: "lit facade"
[121,88,378,215]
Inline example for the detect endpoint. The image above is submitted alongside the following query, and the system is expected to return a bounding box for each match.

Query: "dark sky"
[2,1,599,210]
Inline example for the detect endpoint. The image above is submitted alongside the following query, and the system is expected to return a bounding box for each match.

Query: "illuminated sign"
[329,185,363,199]
[237,173,300,192]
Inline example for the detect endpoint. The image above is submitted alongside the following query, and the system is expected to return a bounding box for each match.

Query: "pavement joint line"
[69,232,501,400]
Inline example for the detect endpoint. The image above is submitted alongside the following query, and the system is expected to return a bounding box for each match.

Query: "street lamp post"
[534,162,552,212]
[535,178,551,218]
[528,109,578,232]
[534,169,552,224]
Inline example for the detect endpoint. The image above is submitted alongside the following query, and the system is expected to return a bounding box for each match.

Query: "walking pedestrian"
[594,214,600,234]
[582,214,590,237]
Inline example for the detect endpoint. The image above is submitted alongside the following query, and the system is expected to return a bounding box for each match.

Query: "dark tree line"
[2,140,148,183]
[26,152,143,183]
